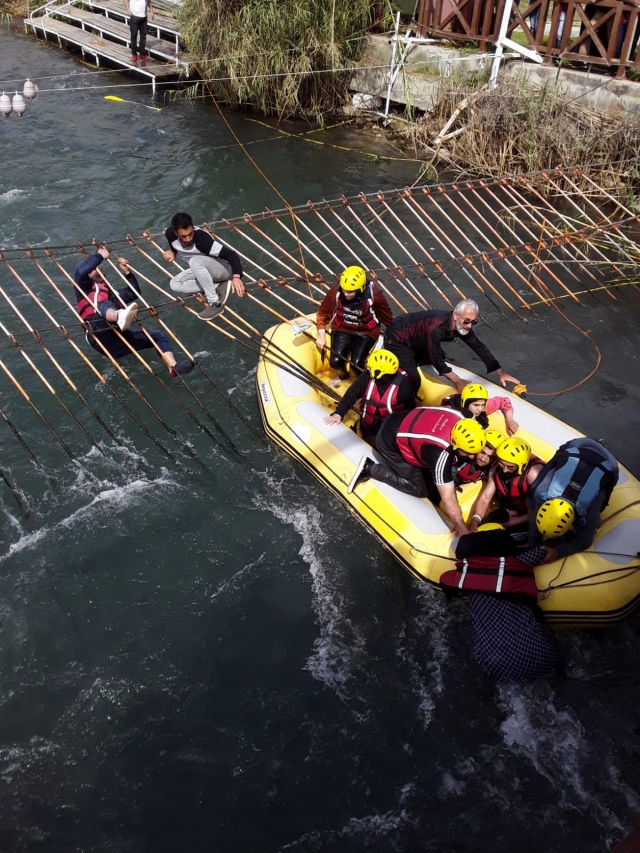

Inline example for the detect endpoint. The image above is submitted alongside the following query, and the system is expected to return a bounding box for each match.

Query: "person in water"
[468,437,544,533]
[315,266,393,384]
[441,383,519,436]
[526,437,619,564]
[349,412,486,539]
[383,299,520,393]
[74,247,194,376]
[323,348,415,445]
[164,212,245,320]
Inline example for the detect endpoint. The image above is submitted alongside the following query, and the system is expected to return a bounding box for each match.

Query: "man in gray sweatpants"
[164,212,245,320]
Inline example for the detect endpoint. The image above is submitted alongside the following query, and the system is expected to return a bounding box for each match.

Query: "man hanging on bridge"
[164,212,245,320]
[74,247,195,376]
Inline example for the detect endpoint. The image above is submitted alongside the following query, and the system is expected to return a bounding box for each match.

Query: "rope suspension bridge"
[0,165,638,509]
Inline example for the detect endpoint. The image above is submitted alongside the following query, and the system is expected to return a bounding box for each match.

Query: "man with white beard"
[383,299,520,392]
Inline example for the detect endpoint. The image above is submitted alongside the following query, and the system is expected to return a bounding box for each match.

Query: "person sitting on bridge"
[315,266,392,384]
[348,409,486,539]
[164,212,245,320]
[468,437,544,535]
[441,382,519,436]
[323,348,415,445]
[526,437,619,564]
[75,247,194,376]
[384,299,520,393]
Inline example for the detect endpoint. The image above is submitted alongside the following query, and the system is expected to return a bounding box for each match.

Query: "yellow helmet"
[484,429,506,451]
[477,522,505,532]
[496,437,531,474]
[460,383,488,408]
[536,499,575,539]
[450,418,486,454]
[367,348,399,379]
[339,266,367,293]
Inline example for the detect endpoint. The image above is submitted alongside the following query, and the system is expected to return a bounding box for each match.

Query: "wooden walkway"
[25,0,192,94]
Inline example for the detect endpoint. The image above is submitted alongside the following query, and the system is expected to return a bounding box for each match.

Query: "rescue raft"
[257,318,640,628]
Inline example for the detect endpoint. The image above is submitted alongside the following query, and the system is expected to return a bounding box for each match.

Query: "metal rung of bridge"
[24,0,192,94]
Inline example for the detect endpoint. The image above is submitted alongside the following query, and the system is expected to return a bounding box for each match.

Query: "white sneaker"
[116,302,138,331]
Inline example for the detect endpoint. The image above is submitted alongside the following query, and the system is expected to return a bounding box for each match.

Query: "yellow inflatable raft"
[257,318,640,628]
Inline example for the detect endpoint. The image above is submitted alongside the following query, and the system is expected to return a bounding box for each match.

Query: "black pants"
[86,286,171,359]
[330,331,375,377]
[370,412,440,501]
[130,15,147,56]
[383,339,424,392]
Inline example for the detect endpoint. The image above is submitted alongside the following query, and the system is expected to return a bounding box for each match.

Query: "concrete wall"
[351,34,640,119]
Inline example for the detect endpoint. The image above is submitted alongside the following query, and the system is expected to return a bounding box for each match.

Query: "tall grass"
[411,75,640,191]
[179,0,376,118]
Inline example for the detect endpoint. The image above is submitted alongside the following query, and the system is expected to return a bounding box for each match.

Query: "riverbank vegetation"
[409,75,640,190]
[179,0,378,119]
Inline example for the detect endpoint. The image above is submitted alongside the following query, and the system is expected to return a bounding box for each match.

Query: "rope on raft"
[0,165,637,500]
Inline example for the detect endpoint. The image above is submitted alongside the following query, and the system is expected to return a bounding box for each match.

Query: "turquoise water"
[1,25,640,853]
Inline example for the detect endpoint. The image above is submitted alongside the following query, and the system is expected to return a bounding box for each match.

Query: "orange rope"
[200,79,314,300]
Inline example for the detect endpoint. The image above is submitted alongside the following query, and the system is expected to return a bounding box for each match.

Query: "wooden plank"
[51,5,183,61]
[29,17,179,77]
[82,0,179,34]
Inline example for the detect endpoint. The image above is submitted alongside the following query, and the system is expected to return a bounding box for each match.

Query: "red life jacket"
[440,556,538,598]
[333,283,379,332]
[455,459,486,485]
[494,457,544,513]
[77,281,111,320]
[361,369,409,425]
[396,407,463,468]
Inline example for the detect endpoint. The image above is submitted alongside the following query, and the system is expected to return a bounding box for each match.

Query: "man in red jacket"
[316,266,392,383]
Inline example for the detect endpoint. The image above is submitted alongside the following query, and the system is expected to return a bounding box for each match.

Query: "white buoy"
[0,92,12,118]
[12,92,26,117]
[23,79,37,101]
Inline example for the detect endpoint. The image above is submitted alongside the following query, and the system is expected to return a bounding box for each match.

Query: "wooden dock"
[25,0,192,94]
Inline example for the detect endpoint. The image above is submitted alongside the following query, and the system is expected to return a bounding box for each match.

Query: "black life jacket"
[540,444,618,523]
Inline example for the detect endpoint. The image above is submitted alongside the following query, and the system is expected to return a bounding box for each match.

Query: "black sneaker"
[172,360,195,376]
[348,456,373,494]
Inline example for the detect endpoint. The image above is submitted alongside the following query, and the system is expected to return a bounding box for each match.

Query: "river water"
[1,26,639,853]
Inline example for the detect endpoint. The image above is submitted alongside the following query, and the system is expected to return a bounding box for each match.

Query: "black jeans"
[130,15,147,56]
[330,331,375,377]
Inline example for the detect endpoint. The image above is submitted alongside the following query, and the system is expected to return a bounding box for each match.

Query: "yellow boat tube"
[257,318,640,628]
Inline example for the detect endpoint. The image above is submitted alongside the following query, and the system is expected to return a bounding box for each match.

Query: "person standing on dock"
[124,0,155,63]
[384,300,520,393]
[74,247,194,377]
[164,212,245,320]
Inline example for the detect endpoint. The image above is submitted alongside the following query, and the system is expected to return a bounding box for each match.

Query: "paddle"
[104,95,161,113]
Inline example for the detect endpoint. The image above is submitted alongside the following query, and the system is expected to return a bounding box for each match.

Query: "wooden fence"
[413,0,640,77]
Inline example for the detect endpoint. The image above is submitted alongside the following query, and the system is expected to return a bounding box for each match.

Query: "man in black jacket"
[384,299,520,392]
[164,212,245,320]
